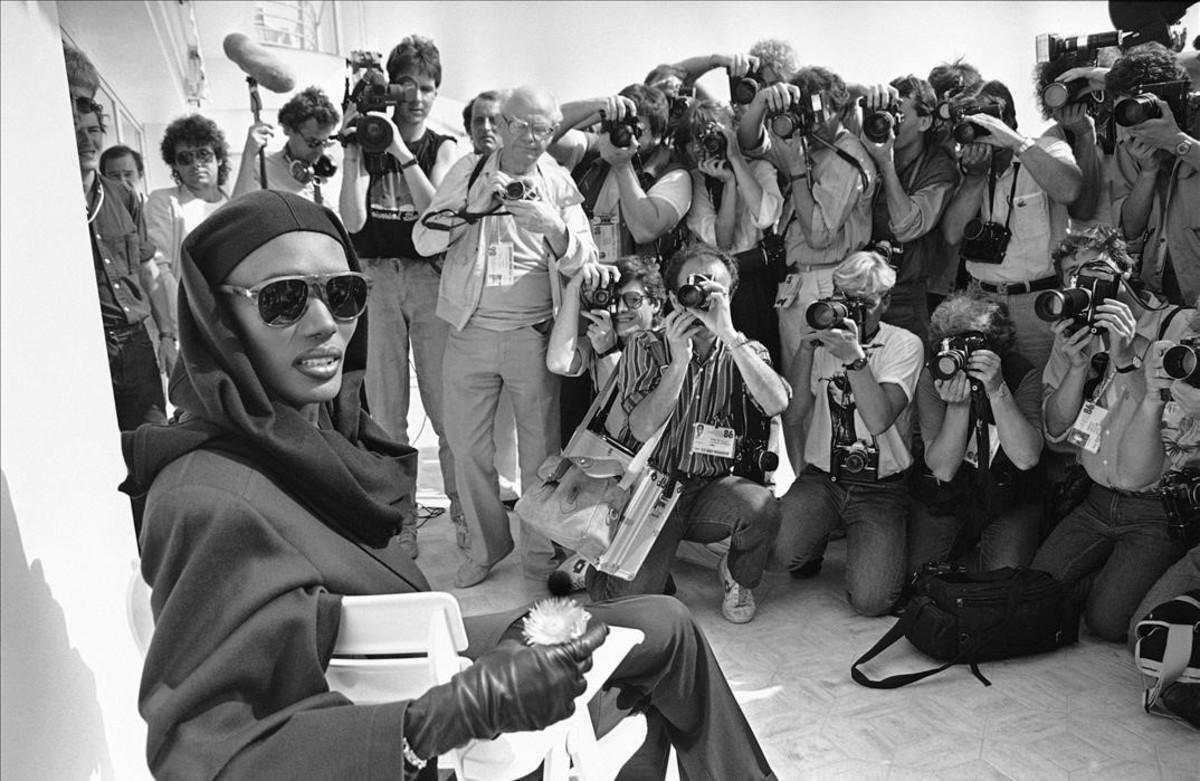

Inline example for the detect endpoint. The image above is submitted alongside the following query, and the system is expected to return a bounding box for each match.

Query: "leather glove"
[404,622,609,760]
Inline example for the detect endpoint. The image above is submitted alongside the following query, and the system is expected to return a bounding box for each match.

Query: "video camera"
[729,67,766,106]
[1034,263,1122,334]
[676,273,713,310]
[1163,337,1200,388]
[1114,80,1194,128]
[806,295,867,331]
[860,98,904,144]
[601,113,645,148]
[341,51,416,155]
[930,332,990,382]
[1035,23,1189,65]
[936,99,1004,144]
[767,93,829,139]
[580,279,618,311]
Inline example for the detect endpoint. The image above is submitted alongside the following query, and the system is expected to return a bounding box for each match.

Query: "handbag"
[1133,590,1200,727]
[851,566,1078,688]
[515,372,685,581]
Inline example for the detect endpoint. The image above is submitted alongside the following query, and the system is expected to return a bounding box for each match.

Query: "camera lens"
[1114,95,1162,127]
[931,350,967,381]
[806,301,850,330]
[731,76,760,106]
[503,180,529,200]
[769,112,799,139]
[677,283,708,309]
[701,127,726,156]
[756,450,780,472]
[952,120,979,144]
[862,110,895,144]
[1163,344,1200,383]
[356,114,393,155]
[1035,288,1091,321]
[843,450,868,473]
[1042,82,1072,110]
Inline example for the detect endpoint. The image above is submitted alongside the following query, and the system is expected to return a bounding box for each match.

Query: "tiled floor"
[406,399,1199,780]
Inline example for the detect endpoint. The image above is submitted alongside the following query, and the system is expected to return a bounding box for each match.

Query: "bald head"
[503,86,562,123]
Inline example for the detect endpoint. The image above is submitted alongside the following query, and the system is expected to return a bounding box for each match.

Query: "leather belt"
[972,275,1058,295]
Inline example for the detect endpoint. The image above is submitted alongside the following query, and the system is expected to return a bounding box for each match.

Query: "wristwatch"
[1175,138,1193,157]
[843,357,869,373]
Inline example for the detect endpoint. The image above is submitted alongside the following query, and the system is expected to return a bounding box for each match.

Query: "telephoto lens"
[1114,95,1161,127]
[1042,82,1073,110]
[805,300,851,330]
[1034,288,1092,321]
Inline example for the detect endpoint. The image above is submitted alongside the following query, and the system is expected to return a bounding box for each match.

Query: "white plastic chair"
[329,592,647,781]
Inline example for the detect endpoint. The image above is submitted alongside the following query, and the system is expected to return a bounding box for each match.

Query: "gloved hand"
[404,621,609,760]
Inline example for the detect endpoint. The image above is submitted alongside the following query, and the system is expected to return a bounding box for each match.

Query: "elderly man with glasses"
[414,85,602,588]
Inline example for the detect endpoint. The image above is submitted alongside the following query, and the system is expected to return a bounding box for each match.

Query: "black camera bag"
[851,566,1078,689]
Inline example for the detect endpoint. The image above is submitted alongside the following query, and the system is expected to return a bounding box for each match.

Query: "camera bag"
[851,566,1078,688]
[1133,590,1200,727]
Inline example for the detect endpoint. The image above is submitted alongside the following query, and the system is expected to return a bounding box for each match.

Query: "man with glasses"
[414,85,601,588]
[233,86,343,215]
[340,36,460,561]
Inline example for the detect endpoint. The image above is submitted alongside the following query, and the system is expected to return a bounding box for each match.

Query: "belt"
[1095,484,1161,500]
[808,465,909,483]
[789,263,838,274]
[104,321,145,339]
[972,275,1058,295]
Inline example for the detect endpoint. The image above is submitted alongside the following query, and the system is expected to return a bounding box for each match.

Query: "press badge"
[485,241,514,287]
[775,272,801,308]
[963,424,1001,468]
[1067,401,1108,454]
[691,423,736,458]
[591,216,620,262]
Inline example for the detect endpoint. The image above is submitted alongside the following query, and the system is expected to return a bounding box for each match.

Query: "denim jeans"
[772,467,909,616]
[1032,485,1187,642]
[587,475,781,601]
[361,258,458,524]
[907,498,1041,575]
[105,323,166,432]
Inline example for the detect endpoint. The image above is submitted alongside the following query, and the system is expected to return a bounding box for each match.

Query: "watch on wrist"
[843,357,869,373]
[1016,137,1036,155]
[1175,138,1193,157]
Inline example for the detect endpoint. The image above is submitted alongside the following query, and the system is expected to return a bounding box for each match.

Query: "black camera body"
[960,219,1012,264]
[698,122,727,160]
[861,98,904,144]
[676,273,713,310]
[669,86,695,123]
[930,332,990,382]
[767,93,829,139]
[1034,264,1121,334]
[1163,337,1200,388]
[580,279,618,311]
[1161,468,1200,547]
[343,52,416,156]
[500,179,539,201]
[1114,80,1193,129]
[729,67,765,106]
[602,114,645,148]
[830,439,880,485]
[806,296,867,331]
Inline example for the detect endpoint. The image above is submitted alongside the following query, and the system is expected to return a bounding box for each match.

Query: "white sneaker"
[719,555,756,624]
[548,552,590,596]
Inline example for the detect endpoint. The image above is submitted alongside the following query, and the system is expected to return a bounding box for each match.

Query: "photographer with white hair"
[771,250,923,616]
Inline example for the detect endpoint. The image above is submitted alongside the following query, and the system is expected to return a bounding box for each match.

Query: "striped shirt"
[617,328,773,477]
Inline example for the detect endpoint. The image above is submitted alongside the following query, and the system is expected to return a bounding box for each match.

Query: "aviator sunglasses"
[175,147,216,166]
[220,272,372,327]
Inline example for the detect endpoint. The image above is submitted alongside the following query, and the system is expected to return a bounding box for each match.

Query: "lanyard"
[986,161,1021,231]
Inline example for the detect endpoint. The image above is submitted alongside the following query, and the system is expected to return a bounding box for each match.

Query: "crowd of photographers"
[74,21,1200,642]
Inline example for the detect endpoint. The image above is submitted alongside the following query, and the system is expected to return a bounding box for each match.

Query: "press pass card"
[1067,401,1108,454]
[485,241,514,287]
[691,423,736,458]
[775,273,801,308]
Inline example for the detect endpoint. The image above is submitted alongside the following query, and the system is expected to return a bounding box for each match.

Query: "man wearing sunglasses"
[232,86,343,214]
[414,85,601,589]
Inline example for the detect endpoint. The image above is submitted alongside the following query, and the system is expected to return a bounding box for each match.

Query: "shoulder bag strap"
[850,598,993,688]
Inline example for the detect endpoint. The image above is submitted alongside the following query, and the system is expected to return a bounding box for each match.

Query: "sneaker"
[397,527,418,559]
[718,555,756,624]
[451,514,470,551]
[547,553,590,596]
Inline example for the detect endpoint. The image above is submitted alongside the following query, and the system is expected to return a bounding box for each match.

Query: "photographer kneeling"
[771,250,924,617]
[1034,226,1194,641]
[908,292,1045,576]
[588,244,789,624]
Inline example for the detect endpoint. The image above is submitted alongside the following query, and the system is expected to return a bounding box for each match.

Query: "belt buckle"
[993,281,1011,295]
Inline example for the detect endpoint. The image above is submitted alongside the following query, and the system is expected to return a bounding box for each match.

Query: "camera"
[1114,80,1192,128]
[767,93,829,139]
[1041,78,1100,111]
[805,296,867,331]
[943,101,1004,144]
[1034,263,1121,334]
[1035,24,1189,65]
[960,219,1012,264]
[500,179,539,201]
[866,239,904,270]
[669,86,695,123]
[601,114,645,148]
[860,98,904,144]
[342,51,416,155]
[1163,337,1200,387]
[580,279,618,311]
[830,439,880,485]
[676,273,713,310]
[698,122,727,160]
[1161,468,1200,547]
[930,332,989,382]
[729,67,766,106]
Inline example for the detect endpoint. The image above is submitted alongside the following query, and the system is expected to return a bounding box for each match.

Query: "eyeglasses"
[220,272,372,327]
[301,134,337,150]
[175,148,216,166]
[504,115,557,141]
[616,292,650,310]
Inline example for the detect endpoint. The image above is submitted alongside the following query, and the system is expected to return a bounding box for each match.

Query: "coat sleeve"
[139,481,411,780]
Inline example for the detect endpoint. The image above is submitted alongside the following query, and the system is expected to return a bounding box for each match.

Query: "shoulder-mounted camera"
[341,51,417,156]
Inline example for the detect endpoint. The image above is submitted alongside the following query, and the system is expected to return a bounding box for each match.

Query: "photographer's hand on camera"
[1053,102,1095,141]
[698,155,734,183]
[664,309,700,366]
[1057,66,1111,95]
[935,371,973,406]
[1051,318,1094,370]
[1171,377,1200,416]
[583,309,618,355]
[598,133,639,168]
[1125,97,1185,151]
[963,112,1025,151]
[505,198,570,253]
[685,278,737,342]
[814,319,867,364]
[966,349,1004,396]
[1124,133,1162,171]
[958,142,992,177]
[1093,300,1138,369]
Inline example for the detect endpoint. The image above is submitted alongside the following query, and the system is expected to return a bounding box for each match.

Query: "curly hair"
[749,39,799,83]
[619,83,670,140]
[791,66,853,119]
[1033,50,1113,120]
[662,242,740,297]
[616,255,666,303]
[928,57,982,101]
[278,86,340,132]
[929,290,1017,355]
[673,99,733,168]
[1105,42,1187,97]
[160,114,231,186]
[1051,225,1137,275]
[386,34,441,86]
[973,80,1018,129]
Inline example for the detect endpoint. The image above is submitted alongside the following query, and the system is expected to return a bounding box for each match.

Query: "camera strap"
[985,161,1021,232]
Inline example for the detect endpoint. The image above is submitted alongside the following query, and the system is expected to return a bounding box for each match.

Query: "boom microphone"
[222,33,296,93]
